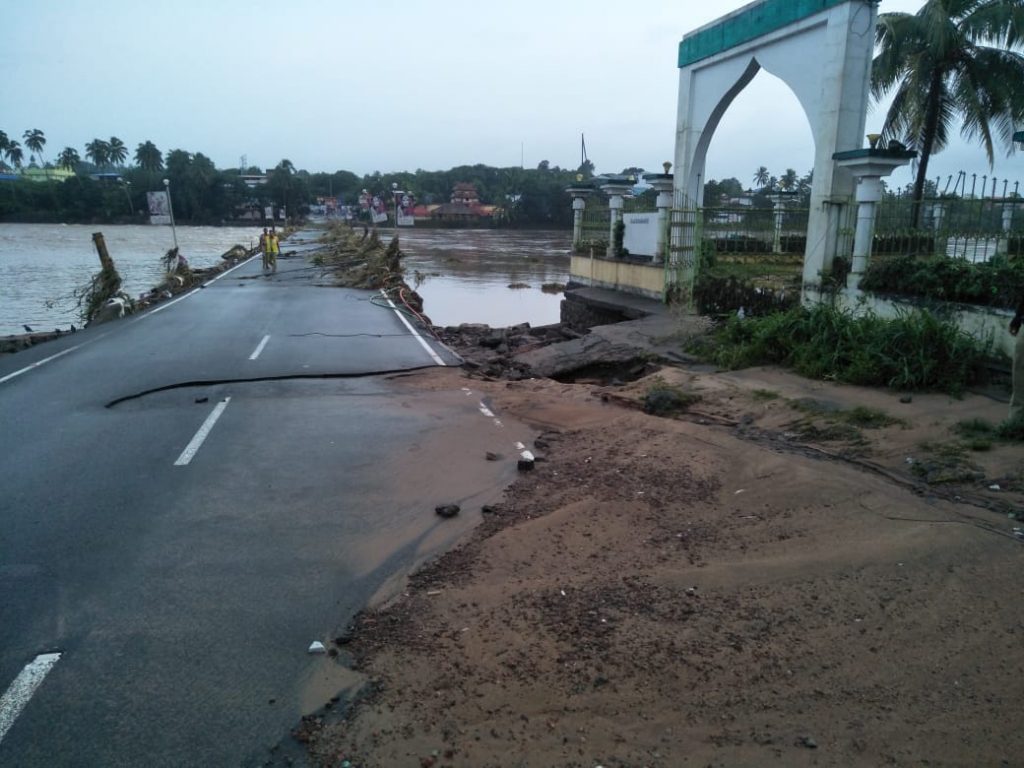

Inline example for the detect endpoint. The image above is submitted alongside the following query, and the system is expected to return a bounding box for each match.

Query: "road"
[0,233,527,766]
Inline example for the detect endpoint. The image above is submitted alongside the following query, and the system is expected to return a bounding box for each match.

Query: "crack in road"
[103,365,443,408]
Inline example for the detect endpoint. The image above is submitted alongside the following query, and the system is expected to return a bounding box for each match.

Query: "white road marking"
[174,397,231,466]
[249,335,270,360]
[514,442,526,450]
[0,342,90,385]
[0,255,260,386]
[0,652,62,744]
[379,289,445,366]
[479,403,495,418]
[137,253,258,321]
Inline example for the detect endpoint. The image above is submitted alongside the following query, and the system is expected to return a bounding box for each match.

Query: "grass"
[700,304,990,396]
[953,413,1024,444]
[839,406,904,429]
[751,388,780,401]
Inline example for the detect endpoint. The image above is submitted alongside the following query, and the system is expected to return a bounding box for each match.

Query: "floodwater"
[388,228,571,328]
[0,224,571,336]
[0,223,260,336]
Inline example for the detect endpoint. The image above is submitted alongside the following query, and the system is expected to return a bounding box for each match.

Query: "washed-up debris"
[485,451,500,461]
[435,503,460,518]
[308,641,327,654]
[797,735,818,749]
[518,450,536,471]
[194,396,209,404]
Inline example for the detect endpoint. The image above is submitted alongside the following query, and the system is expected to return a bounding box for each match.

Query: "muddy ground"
[294,320,1023,768]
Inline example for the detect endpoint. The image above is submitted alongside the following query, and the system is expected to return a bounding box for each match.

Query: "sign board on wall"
[622,212,659,258]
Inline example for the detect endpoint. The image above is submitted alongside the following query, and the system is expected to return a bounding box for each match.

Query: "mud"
[302,353,1024,767]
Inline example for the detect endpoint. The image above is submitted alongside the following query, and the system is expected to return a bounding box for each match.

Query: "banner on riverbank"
[396,193,415,227]
[147,191,171,225]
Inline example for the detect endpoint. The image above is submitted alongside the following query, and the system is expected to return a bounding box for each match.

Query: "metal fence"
[874,192,1023,263]
[578,204,610,252]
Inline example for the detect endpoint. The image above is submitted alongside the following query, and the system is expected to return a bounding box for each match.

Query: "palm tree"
[134,140,163,171]
[58,147,80,172]
[6,140,24,169]
[872,0,1024,225]
[108,136,128,167]
[779,168,799,191]
[753,166,770,188]
[85,138,110,168]
[22,129,46,167]
[0,131,10,155]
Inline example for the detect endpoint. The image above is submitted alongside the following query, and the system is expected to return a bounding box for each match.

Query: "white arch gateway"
[673,0,879,297]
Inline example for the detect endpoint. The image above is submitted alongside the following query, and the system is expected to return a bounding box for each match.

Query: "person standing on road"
[259,227,270,272]
[267,227,280,274]
[1010,292,1024,420]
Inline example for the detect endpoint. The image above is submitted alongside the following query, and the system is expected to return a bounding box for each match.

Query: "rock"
[899,394,913,403]
[308,641,327,654]
[797,735,818,749]
[195,396,209,404]
[481,504,498,515]
[435,504,460,518]
[480,332,505,349]
[485,451,500,461]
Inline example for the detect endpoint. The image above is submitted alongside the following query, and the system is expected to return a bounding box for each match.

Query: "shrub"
[860,254,1024,308]
[705,304,989,395]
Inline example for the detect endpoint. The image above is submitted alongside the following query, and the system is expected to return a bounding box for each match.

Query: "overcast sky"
[2,0,1020,191]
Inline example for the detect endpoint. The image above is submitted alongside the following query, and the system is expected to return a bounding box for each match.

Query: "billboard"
[147,191,171,225]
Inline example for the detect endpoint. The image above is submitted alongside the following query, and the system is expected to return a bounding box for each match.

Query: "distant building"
[429,182,502,224]
[21,167,76,183]
[88,172,124,182]
[450,182,480,205]
[240,174,268,189]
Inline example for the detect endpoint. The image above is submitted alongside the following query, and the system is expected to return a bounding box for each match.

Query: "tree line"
[0,128,594,227]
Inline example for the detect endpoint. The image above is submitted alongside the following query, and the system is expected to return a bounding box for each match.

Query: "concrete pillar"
[850,177,883,276]
[645,173,675,263]
[600,179,632,259]
[566,184,593,251]
[997,203,1018,256]
[932,202,948,258]
[608,195,624,258]
[833,149,916,282]
[767,193,797,254]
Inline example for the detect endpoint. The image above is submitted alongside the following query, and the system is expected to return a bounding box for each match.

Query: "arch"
[673,0,879,296]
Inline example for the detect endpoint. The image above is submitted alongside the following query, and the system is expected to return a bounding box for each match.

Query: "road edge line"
[379,289,445,367]
[0,652,62,744]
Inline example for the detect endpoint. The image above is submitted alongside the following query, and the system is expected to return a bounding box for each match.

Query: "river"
[0,224,571,336]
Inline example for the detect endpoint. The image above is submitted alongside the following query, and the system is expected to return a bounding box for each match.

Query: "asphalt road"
[0,235,526,766]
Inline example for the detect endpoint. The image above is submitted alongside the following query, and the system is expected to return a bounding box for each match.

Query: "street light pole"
[121,179,135,215]
[163,178,179,251]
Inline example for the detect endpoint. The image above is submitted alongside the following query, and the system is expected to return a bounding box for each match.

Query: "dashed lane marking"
[174,397,231,466]
[249,335,271,361]
[0,652,62,744]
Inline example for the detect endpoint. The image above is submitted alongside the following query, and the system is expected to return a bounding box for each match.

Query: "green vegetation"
[751,388,780,401]
[697,304,989,395]
[954,412,1024,443]
[1,127,588,227]
[860,254,1024,308]
[871,0,1024,224]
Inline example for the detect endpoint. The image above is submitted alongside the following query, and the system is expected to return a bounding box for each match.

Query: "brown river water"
[0,224,571,336]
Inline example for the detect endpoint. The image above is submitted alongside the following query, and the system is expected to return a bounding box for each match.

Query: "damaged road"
[0,233,530,768]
